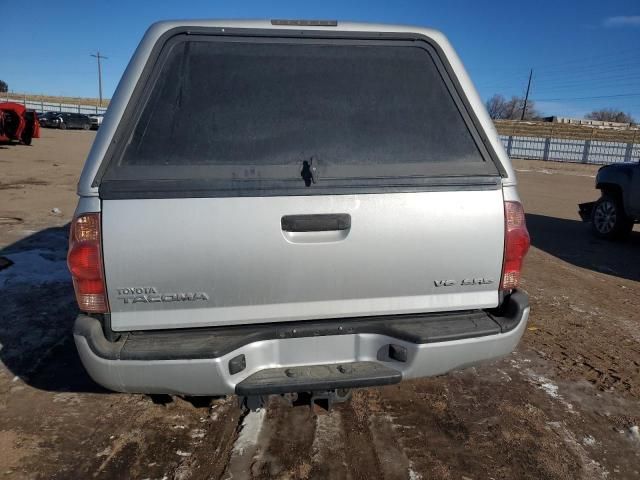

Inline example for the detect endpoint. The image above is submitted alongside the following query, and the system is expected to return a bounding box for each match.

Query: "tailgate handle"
[281,214,351,232]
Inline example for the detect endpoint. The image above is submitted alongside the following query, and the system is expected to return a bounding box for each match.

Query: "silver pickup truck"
[68,20,530,406]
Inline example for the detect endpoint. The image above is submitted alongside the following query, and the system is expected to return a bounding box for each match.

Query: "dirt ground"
[1,129,639,480]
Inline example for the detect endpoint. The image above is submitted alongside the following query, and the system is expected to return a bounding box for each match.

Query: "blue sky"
[1,0,639,119]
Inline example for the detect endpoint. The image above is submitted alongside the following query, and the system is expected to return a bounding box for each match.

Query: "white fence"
[500,135,640,165]
[0,95,107,115]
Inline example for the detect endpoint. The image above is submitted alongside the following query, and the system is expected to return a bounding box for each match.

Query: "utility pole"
[520,68,533,121]
[90,51,108,107]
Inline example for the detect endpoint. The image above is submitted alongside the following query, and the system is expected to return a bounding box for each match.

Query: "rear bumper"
[74,291,529,396]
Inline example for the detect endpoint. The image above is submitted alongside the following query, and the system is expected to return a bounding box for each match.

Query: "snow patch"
[525,370,575,413]
[569,304,586,314]
[232,409,265,456]
[540,381,560,398]
[383,414,398,425]
[96,447,111,458]
[209,403,224,422]
[408,464,423,480]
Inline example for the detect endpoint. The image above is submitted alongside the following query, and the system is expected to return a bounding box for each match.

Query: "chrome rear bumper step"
[235,361,401,396]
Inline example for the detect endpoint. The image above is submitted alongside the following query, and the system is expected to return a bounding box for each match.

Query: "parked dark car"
[579,162,640,239]
[38,111,61,127]
[40,112,91,130]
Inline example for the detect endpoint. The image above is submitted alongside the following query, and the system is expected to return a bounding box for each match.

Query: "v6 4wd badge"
[434,278,494,287]
[116,286,209,304]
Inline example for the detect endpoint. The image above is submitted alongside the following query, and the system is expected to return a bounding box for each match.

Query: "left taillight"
[500,201,530,292]
[67,213,109,313]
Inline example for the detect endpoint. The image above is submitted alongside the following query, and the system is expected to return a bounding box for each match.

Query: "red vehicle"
[0,102,40,145]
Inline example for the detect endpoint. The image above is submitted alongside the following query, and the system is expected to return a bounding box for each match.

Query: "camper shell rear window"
[99,33,500,198]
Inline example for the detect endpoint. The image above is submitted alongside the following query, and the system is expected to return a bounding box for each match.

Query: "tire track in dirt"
[374,369,588,480]
[84,396,242,480]
[175,397,244,480]
[310,410,350,480]
[6,390,243,480]
[253,398,316,478]
[222,397,317,479]
[221,391,416,480]
[345,389,413,480]
[333,391,389,480]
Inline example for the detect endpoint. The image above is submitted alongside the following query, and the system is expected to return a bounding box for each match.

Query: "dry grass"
[1,92,109,108]
[495,119,640,144]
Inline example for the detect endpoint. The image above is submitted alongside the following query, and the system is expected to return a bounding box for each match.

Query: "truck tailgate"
[102,189,504,331]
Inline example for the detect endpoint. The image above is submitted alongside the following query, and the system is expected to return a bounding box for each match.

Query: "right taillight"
[67,213,109,313]
[501,201,530,291]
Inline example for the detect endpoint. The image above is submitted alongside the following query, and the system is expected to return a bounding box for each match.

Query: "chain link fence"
[500,135,640,165]
[0,94,107,115]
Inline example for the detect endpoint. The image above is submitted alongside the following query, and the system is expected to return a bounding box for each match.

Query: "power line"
[531,76,640,89]
[480,77,640,93]
[477,68,640,100]
[475,54,640,89]
[476,47,640,77]
[481,77,640,96]
[532,66,640,81]
[534,83,640,94]
[530,52,640,73]
[535,93,640,101]
[476,62,640,88]
[90,51,108,106]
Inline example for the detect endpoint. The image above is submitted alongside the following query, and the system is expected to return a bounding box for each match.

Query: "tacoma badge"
[116,286,210,304]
